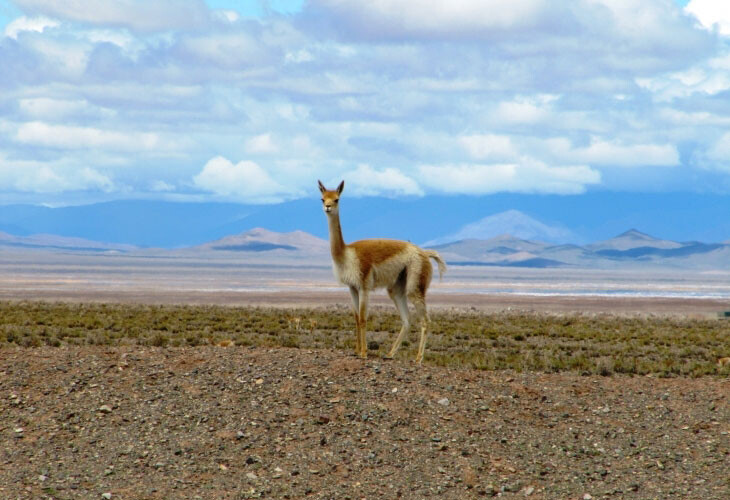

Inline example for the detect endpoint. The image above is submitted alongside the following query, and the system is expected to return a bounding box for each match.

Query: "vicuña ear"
[318,180,327,194]
[336,180,344,194]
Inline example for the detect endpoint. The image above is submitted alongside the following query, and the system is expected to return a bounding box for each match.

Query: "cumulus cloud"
[460,134,519,161]
[18,97,114,121]
[12,0,210,32]
[1,0,729,204]
[418,162,600,195]
[686,0,730,35]
[545,138,680,168]
[341,164,423,196]
[14,122,163,151]
[4,15,59,39]
[702,132,730,171]
[0,158,114,193]
[192,156,289,202]
[308,0,556,39]
[245,134,278,154]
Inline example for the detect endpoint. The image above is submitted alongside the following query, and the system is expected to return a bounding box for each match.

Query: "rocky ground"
[1,346,728,499]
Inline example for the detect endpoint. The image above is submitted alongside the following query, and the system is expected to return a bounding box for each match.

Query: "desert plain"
[1,249,729,499]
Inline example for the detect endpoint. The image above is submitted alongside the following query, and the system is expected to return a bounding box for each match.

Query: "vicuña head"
[317,179,446,364]
[318,179,342,215]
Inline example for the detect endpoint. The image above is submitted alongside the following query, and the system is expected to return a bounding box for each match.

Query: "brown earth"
[1,346,728,499]
[0,288,728,318]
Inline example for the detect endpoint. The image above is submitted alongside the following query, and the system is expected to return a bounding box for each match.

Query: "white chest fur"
[332,248,361,288]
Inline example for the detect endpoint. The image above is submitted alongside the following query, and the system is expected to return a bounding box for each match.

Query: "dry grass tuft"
[1,301,728,376]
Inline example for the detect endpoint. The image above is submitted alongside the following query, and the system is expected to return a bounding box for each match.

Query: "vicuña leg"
[386,281,410,359]
[412,295,430,364]
[349,286,361,358]
[357,289,369,358]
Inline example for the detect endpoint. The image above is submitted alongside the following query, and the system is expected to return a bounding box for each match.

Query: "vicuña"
[318,180,446,364]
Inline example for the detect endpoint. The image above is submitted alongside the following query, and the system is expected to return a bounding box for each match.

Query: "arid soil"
[1,289,728,318]
[2,346,728,499]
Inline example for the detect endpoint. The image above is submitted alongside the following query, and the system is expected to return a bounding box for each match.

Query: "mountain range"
[2,225,729,270]
[2,193,730,248]
[429,229,730,269]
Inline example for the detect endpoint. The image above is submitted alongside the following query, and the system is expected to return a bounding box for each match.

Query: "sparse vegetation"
[1,300,728,376]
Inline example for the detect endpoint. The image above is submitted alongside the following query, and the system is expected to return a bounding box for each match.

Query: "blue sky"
[1,0,730,207]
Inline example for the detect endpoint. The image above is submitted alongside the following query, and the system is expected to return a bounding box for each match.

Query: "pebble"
[99,405,113,413]
[437,398,450,406]
[102,493,112,500]
[583,494,593,500]
[524,486,535,496]
[246,472,257,480]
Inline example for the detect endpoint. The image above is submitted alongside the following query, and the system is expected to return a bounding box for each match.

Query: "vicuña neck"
[326,212,346,261]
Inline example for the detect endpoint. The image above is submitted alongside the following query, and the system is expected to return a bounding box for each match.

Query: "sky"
[1,0,730,207]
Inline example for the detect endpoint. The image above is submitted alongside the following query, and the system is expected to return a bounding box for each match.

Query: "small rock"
[246,472,257,480]
[102,493,112,500]
[437,398,450,406]
[38,475,48,482]
[583,494,593,500]
[524,486,535,496]
[98,405,113,414]
[236,430,245,440]
[255,378,264,385]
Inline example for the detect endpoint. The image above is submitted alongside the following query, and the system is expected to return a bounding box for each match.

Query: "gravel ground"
[1,346,728,499]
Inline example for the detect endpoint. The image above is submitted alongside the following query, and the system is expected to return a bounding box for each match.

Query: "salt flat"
[2,249,729,317]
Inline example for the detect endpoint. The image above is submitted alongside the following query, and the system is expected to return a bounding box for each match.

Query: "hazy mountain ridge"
[194,228,329,255]
[3,195,730,248]
[3,225,729,270]
[426,229,730,269]
[0,231,137,253]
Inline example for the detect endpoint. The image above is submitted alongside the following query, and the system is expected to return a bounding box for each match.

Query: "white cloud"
[0,157,114,193]
[193,156,288,202]
[460,134,519,161]
[342,164,423,196]
[310,0,555,39]
[13,0,210,32]
[14,122,163,152]
[18,98,114,121]
[245,134,278,154]
[150,180,175,192]
[418,162,600,195]
[703,132,730,171]
[494,96,554,125]
[4,15,59,39]
[546,138,680,167]
[179,32,270,68]
[686,0,730,35]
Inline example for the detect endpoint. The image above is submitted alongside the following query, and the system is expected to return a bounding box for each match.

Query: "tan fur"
[718,357,730,367]
[318,180,446,364]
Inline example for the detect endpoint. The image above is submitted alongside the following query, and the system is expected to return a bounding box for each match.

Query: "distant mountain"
[425,229,730,269]
[0,231,136,253]
[2,224,729,269]
[195,228,329,255]
[587,229,682,251]
[3,193,730,248]
[424,210,576,246]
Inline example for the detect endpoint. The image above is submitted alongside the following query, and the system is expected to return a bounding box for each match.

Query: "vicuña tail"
[424,249,447,281]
